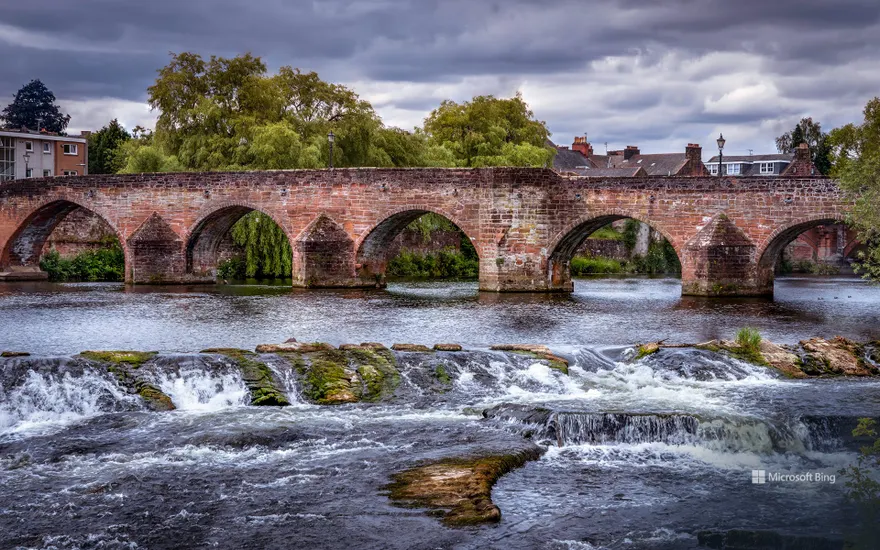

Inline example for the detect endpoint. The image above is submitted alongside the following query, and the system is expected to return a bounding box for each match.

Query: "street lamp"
[23,151,31,178]
[716,133,726,177]
[327,131,335,169]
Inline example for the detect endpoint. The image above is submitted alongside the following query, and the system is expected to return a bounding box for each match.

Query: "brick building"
[0,128,89,181]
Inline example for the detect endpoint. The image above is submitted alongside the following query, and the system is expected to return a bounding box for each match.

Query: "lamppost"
[716,133,725,177]
[23,151,31,178]
[327,131,335,169]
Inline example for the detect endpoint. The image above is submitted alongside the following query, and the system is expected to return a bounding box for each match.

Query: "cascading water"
[0,357,142,436]
[1,344,879,549]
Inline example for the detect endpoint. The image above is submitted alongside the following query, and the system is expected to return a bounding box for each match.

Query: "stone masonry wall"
[0,168,850,296]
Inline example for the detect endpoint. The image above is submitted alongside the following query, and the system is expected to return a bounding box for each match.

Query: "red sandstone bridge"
[0,168,850,297]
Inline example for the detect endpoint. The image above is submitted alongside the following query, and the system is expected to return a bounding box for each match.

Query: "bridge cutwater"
[0,167,848,297]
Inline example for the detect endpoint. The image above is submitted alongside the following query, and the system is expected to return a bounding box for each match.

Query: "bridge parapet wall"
[0,169,849,296]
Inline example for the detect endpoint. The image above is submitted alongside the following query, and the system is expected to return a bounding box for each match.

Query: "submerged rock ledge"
[639,337,880,378]
[385,446,545,526]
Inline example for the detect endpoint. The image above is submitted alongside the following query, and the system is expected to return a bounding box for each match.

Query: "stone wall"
[0,168,851,296]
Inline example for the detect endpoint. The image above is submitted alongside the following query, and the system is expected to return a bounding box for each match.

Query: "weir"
[0,168,850,296]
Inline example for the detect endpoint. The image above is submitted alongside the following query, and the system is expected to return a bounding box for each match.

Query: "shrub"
[40,245,125,282]
[387,248,478,280]
[735,327,762,354]
[570,256,623,275]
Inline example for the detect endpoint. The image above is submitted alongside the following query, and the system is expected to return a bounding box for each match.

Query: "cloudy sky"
[3,0,880,157]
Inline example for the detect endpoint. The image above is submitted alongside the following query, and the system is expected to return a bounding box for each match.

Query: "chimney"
[623,145,640,161]
[784,142,816,176]
[80,130,92,138]
[685,143,706,176]
[571,136,593,157]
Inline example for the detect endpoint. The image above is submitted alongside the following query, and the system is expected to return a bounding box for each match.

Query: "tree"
[776,117,832,175]
[88,119,131,174]
[1,80,71,133]
[423,94,554,167]
[834,97,880,282]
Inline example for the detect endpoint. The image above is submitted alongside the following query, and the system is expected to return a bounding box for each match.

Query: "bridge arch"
[546,212,682,291]
[355,207,481,286]
[185,202,294,279]
[757,216,846,271]
[0,199,127,277]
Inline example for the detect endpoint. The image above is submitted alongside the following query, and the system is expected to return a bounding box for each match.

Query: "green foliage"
[841,418,880,546]
[735,327,762,355]
[622,219,640,251]
[1,79,70,133]
[407,213,458,243]
[776,117,832,175]
[833,97,880,282]
[423,94,554,168]
[587,224,623,241]
[88,119,131,174]
[570,256,623,275]
[39,244,125,282]
[388,249,478,280]
[229,211,293,279]
[116,128,183,174]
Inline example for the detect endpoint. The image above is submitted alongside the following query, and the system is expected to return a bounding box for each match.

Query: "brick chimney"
[685,143,708,176]
[571,136,593,157]
[624,145,640,161]
[783,142,816,176]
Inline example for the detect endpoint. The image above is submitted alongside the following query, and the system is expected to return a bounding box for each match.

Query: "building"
[704,143,817,177]
[0,127,89,182]
[551,137,708,176]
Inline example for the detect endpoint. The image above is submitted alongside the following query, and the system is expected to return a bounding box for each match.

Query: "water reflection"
[0,276,878,355]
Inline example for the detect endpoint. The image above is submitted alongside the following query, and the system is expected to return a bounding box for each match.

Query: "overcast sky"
[3,0,879,157]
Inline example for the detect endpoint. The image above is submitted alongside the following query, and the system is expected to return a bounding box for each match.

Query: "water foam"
[150,369,250,411]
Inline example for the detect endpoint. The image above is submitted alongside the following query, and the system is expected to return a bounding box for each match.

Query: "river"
[1,276,879,549]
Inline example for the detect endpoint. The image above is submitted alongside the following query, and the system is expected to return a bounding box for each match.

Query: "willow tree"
[832,97,880,282]
[230,213,292,279]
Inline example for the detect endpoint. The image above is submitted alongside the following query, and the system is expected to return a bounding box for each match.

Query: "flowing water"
[1,277,879,549]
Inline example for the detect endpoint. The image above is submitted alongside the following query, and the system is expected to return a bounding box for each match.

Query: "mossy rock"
[137,384,175,411]
[350,349,400,402]
[1,351,30,358]
[385,448,544,527]
[433,344,463,352]
[391,344,433,352]
[80,351,158,367]
[211,349,291,406]
[434,365,452,385]
[635,343,660,360]
[303,351,360,404]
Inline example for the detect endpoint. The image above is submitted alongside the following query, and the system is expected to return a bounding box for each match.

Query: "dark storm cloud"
[2,0,880,150]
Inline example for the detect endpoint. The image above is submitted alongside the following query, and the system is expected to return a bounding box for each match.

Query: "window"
[708,164,719,175]
[43,169,52,177]
[43,142,51,154]
[63,170,78,176]
[24,141,33,152]
[726,163,741,175]
[62,144,78,155]
[0,137,13,181]
[26,168,33,178]
[760,162,774,174]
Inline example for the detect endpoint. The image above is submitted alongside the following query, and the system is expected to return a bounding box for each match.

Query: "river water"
[1,276,879,549]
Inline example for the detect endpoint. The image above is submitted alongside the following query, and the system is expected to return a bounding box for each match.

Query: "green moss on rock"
[385,447,544,526]
[434,365,452,385]
[210,349,291,406]
[80,351,158,367]
[138,384,175,411]
[1,351,30,358]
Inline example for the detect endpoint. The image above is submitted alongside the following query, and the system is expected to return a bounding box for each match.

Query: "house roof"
[576,166,646,177]
[617,153,689,176]
[705,153,793,163]
[552,147,594,171]
[0,128,87,143]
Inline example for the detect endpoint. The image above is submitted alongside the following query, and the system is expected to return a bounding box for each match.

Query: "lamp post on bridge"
[327,131,335,169]
[716,133,725,177]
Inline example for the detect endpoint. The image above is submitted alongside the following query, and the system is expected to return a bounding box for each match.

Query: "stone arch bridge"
[0,168,849,297]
